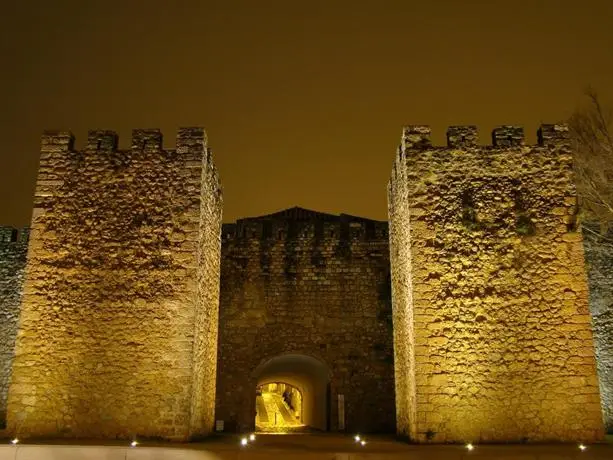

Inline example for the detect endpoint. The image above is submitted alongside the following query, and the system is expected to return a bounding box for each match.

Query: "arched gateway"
[253,354,330,432]
[214,207,396,434]
[0,125,609,442]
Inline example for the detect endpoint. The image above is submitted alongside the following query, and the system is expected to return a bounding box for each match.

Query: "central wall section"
[216,207,395,433]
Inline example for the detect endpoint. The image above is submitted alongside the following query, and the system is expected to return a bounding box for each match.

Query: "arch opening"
[252,354,330,433]
[256,382,303,431]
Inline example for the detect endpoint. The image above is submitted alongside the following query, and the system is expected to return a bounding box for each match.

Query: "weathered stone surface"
[583,223,613,433]
[388,124,604,442]
[5,128,222,441]
[0,227,29,427]
[0,120,610,442]
[215,207,395,433]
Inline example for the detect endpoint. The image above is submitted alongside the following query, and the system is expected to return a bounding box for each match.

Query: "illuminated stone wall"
[583,224,613,433]
[6,128,222,440]
[387,149,417,440]
[0,227,29,427]
[388,124,604,442]
[216,207,395,433]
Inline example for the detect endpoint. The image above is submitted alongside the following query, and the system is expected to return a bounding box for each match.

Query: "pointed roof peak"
[225,206,386,224]
[257,206,337,221]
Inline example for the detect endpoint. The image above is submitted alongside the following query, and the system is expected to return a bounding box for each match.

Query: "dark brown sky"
[1,0,612,226]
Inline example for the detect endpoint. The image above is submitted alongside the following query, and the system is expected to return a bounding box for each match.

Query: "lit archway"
[256,382,303,431]
[252,354,330,432]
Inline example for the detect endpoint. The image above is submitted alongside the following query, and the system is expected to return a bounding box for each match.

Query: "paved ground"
[201,433,613,458]
[1,434,612,459]
[256,392,303,432]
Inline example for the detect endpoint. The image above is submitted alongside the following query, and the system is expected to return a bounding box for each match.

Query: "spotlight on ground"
[249,433,256,441]
[354,434,361,442]
[240,437,248,446]
[578,444,587,451]
[466,443,474,451]
[130,441,138,447]
[360,440,367,446]
[10,439,18,445]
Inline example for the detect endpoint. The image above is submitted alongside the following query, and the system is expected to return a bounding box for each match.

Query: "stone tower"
[6,128,222,440]
[388,124,604,442]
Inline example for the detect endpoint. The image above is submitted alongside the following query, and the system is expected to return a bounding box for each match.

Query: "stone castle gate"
[0,123,611,442]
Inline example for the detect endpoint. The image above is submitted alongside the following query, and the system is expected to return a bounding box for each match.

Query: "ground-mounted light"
[360,440,367,446]
[10,438,18,445]
[465,443,474,451]
[130,440,138,448]
[249,433,256,441]
[578,444,587,451]
[354,434,361,442]
[240,437,248,446]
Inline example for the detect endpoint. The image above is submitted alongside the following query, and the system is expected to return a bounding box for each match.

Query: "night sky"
[1,0,612,226]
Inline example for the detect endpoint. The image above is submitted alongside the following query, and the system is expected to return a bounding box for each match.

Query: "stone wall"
[388,124,604,442]
[583,224,613,433]
[6,128,222,440]
[215,207,395,433]
[0,227,29,427]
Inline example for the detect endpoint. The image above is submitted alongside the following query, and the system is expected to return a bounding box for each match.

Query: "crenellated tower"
[388,124,604,442]
[6,128,223,441]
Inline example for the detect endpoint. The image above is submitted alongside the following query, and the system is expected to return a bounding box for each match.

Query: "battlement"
[36,127,221,195]
[447,125,478,147]
[0,226,30,245]
[87,130,119,151]
[41,130,75,152]
[390,123,572,192]
[401,125,432,150]
[492,125,524,147]
[41,127,209,155]
[33,127,221,235]
[400,123,569,150]
[177,127,207,154]
[538,123,570,145]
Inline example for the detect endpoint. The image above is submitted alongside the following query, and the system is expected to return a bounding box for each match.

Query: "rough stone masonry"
[582,224,613,433]
[388,124,604,442]
[0,227,29,428]
[5,128,222,440]
[0,121,611,442]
